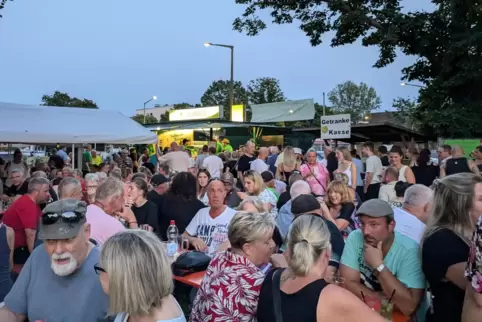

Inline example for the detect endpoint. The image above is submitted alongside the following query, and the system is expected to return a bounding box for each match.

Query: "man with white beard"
[0,199,108,322]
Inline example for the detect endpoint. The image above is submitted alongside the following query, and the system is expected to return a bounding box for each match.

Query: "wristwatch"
[375,263,385,274]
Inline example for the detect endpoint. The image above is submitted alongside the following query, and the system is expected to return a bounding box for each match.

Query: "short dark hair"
[395,181,412,198]
[160,164,169,174]
[209,146,216,154]
[167,171,197,201]
[363,141,375,152]
[378,145,388,154]
[183,139,189,145]
[350,149,357,157]
[202,145,209,153]
[440,144,452,153]
[131,177,149,197]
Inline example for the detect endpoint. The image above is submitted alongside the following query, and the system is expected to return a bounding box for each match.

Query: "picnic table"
[173,270,408,322]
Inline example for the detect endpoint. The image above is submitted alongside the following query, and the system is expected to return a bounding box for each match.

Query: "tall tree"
[392,97,420,131]
[0,0,12,18]
[233,0,482,137]
[132,114,158,124]
[247,77,286,104]
[200,80,248,120]
[327,81,381,122]
[41,91,98,108]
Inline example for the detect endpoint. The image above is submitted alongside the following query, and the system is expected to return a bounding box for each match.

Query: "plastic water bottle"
[166,220,179,258]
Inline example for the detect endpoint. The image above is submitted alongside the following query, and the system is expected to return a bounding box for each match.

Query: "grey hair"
[100,230,173,316]
[11,168,24,176]
[228,212,275,249]
[31,170,47,178]
[58,177,81,199]
[95,177,125,202]
[27,177,50,193]
[97,172,107,182]
[306,148,317,155]
[246,140,255,147]
[288,172,303,187]
[404,184,433,207]
[237,199,270,213]
[288,214,331,276]
[423,173,482,245]
[73,169,83,177]
[269,146,279,154]
[62,167,74,176]
[290,180,311,200]
[109,169,122,180]
[84,173,99,183]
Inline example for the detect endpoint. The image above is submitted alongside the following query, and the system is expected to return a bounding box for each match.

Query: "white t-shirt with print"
[185,206,236,257]
[202,155,224,178]
[365,155,383,184]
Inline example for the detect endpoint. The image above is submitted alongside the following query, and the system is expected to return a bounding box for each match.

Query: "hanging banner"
[320,114,351,139]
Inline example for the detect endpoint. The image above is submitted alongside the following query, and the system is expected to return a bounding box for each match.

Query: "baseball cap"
[222,138,230,144]
[38,199,87,240]
[261,171,274,183]
[220,172,235,185]
[151,174,169,186]
[356,199,394,219]
[294,148,302,155]
[291,194,321,215]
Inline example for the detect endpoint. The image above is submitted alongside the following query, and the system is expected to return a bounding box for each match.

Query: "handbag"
[271,268,285,322]
[172,251,211,277]
[307,165,326,193]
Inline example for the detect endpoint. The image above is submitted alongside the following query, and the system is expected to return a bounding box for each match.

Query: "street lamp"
[400,82,424,88]
[204,42,234,119]
[143,96,157,124]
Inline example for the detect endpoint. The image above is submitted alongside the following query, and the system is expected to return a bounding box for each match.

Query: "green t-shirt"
[223,144,233,152]
[82,151,92,171]
[341,230,427,321]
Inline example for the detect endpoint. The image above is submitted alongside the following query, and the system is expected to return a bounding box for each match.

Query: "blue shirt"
[267,154,278,174]
[56,149,68,161]
[341,230,427,321]
[352,158,364,187]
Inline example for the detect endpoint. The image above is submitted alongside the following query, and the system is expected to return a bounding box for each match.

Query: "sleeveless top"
[0,224,13,301]
[257,269,328,322]
[114,300,186,322]
[398,165,408,182]
[446,157,472,176]
[342,162,353,186]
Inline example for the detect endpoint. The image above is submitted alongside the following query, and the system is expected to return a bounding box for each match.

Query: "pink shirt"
[300,163,329,196]
[86,204,125,245]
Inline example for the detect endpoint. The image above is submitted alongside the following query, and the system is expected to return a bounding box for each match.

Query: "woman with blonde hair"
[256,215,386,322]
[191,212,275,322]
[421,173,482,322]
[96,230,186,322]
[241,170,278,218]
[276,146,300,183]
[334,146,357,189]
[320,180,356,237]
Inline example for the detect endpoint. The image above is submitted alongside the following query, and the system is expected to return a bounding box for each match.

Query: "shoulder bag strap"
[308,165,326,192]
[271,268,284,322]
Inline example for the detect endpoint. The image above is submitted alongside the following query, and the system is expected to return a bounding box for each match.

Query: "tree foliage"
[247,77,286,104]
[0,0,12,18]
[131,114,158,124]
[327,81,381,122]
[41,91,98,108]
[392,97,420,131]
[200,80,248,120]
[233,0,482,137]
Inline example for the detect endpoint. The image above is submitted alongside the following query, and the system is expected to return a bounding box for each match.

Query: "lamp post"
[400,82,425,88]
[143,96,157,124]
[204,42,234,119]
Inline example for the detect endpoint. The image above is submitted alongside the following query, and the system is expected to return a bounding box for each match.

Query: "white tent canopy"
[250,99,315,123]
[0,102,157,144]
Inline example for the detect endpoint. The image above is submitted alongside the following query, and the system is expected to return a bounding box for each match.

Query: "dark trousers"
[365,183,381,201]
[356,186,365,203]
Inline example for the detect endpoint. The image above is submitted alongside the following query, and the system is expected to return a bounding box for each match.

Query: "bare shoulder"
[317,285,387,322]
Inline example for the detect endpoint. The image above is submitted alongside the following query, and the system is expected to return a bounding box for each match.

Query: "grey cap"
[356,199,394,219]
[38,199,87,240]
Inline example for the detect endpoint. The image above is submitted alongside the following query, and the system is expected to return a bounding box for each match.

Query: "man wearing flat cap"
[0,199,107,322]
[340,199,426,320]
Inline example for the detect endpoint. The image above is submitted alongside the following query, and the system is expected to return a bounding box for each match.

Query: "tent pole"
[71,144,75,169]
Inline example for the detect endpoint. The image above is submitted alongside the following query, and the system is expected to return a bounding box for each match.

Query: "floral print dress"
[190,250,265,322]
[465,215,482,292]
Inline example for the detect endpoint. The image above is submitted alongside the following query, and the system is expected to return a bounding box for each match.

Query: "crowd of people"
[0,140,481,321]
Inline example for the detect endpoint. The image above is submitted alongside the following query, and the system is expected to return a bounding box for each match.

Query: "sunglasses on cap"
[42,211,85,226]
[243,170,257,176]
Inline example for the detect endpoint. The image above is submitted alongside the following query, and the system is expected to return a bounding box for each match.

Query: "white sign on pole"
[320,114,351,139]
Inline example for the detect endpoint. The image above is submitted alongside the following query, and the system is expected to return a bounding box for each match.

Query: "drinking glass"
[178,235,189,253]
[364,295,381,312]
[379,298,393,319]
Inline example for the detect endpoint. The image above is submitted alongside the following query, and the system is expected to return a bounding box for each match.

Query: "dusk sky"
[0,0,431,116]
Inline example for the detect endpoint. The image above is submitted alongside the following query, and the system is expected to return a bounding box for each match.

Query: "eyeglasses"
[94,263,106,274]
[42,211,85,225]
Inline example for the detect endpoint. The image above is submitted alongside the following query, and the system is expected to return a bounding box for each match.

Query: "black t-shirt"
[412,164,439,187]
[158,195,205,240]
[380,155,390,167]
[422,228,469,322]
[237,154,256,173]
[147,190,164,210]
[132,201,160,236]
[6,181,29,197]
